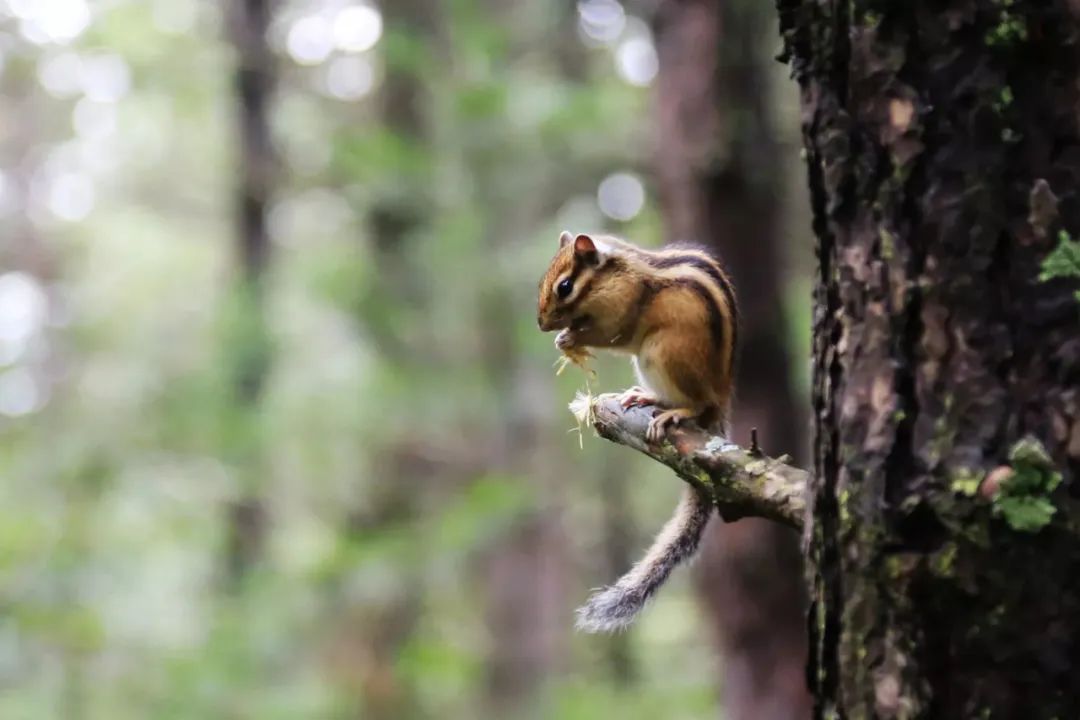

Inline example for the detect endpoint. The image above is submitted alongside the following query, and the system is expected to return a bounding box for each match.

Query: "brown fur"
[537,231,737,431]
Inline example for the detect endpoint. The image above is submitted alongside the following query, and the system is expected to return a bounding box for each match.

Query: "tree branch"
[574,394,809,530]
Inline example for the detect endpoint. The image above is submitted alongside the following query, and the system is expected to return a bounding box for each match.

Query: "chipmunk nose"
[537,315,547,331]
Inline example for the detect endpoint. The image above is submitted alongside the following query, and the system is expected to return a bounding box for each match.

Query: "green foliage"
[992,85,1014,114]
[950,467,984,497]
[992,438,1063,532]
[986,19,1026,47]
[547,678,716,720]
[334,126,433,187]
[397,632,483,708]
[381,26,435,76]
[1039,230,1080,303]
[995,495,1056,533]
[985,1,1027,47]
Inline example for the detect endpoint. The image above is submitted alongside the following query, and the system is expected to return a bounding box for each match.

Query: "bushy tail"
[575,486,713,633]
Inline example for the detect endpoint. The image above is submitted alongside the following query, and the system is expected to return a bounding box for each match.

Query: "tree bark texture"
[653,1,811,717]
[776,0,1080,716]
[581,395,808,529]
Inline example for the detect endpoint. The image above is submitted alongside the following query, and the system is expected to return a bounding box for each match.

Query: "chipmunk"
[537,230,738,633]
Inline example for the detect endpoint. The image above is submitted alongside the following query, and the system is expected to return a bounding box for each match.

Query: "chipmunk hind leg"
[636,331,719,442]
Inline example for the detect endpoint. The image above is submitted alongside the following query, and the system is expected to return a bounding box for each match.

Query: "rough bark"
[653,1,811,716]
[776,0,1080,716]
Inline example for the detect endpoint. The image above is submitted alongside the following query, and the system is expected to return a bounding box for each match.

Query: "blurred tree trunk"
[1,52,86,720]
[480,355,570,710]
[652,1,812,718]
[597,458,638,684]
[776,0,1080,716]
[482,491,569,711]
[329,1,436,717]
[476,2,576,710]
[223,0,276,583]
[366,0,433,332]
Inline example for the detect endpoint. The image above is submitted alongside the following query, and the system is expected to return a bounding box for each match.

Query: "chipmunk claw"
[618,386,657,410]
[645,408,694,444]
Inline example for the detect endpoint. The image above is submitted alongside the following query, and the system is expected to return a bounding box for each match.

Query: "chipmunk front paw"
[618,386,658,410]
[645,408,695,444]
[555,328,577,352]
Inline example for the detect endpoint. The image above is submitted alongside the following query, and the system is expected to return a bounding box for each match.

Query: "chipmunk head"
[537,231,612,332]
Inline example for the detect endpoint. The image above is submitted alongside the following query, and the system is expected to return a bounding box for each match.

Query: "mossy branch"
[573,393,809,529]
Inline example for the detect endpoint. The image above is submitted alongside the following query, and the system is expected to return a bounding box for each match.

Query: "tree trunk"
[777,0,1080,716]
[330,1,435,716]
[598,457,639,684]
[653,1,811,717]
[478,2,581,710]
[223,0,276,583]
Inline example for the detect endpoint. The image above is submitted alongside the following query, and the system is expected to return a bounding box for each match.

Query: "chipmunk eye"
[557,278,573,299]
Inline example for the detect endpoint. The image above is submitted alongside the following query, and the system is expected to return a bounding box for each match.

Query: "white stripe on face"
[558,266,595,306]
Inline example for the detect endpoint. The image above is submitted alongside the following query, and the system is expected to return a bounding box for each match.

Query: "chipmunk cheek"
[571,315,591,332]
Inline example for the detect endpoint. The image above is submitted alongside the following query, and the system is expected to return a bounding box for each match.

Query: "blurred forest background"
[0,0,813,718]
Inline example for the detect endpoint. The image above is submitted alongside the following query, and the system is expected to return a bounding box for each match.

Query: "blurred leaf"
[382,27,435,76]
[334,127,433,187]
[456,82,507,120]
[1039,229,1080,289]
[15,604,104,653]
[430,475,534,554]
[397,634,480,696]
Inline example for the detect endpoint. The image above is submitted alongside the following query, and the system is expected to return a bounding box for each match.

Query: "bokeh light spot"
[38,52,84,98]
[577,0,625,46]
[0,368,43,417]
[287,15,334,66]
[334,4,383,53]
[80,53,132,103]
[0,272,48,364]
[325,55,375,101]
[48,172,95,222]
[14,0,91,45]
[615,37,658,87]
[73,98,117,140]
[597,172,645,221]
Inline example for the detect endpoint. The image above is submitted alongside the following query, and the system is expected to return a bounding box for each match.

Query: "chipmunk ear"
[559,230,574,248]
[573,233,605,267]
